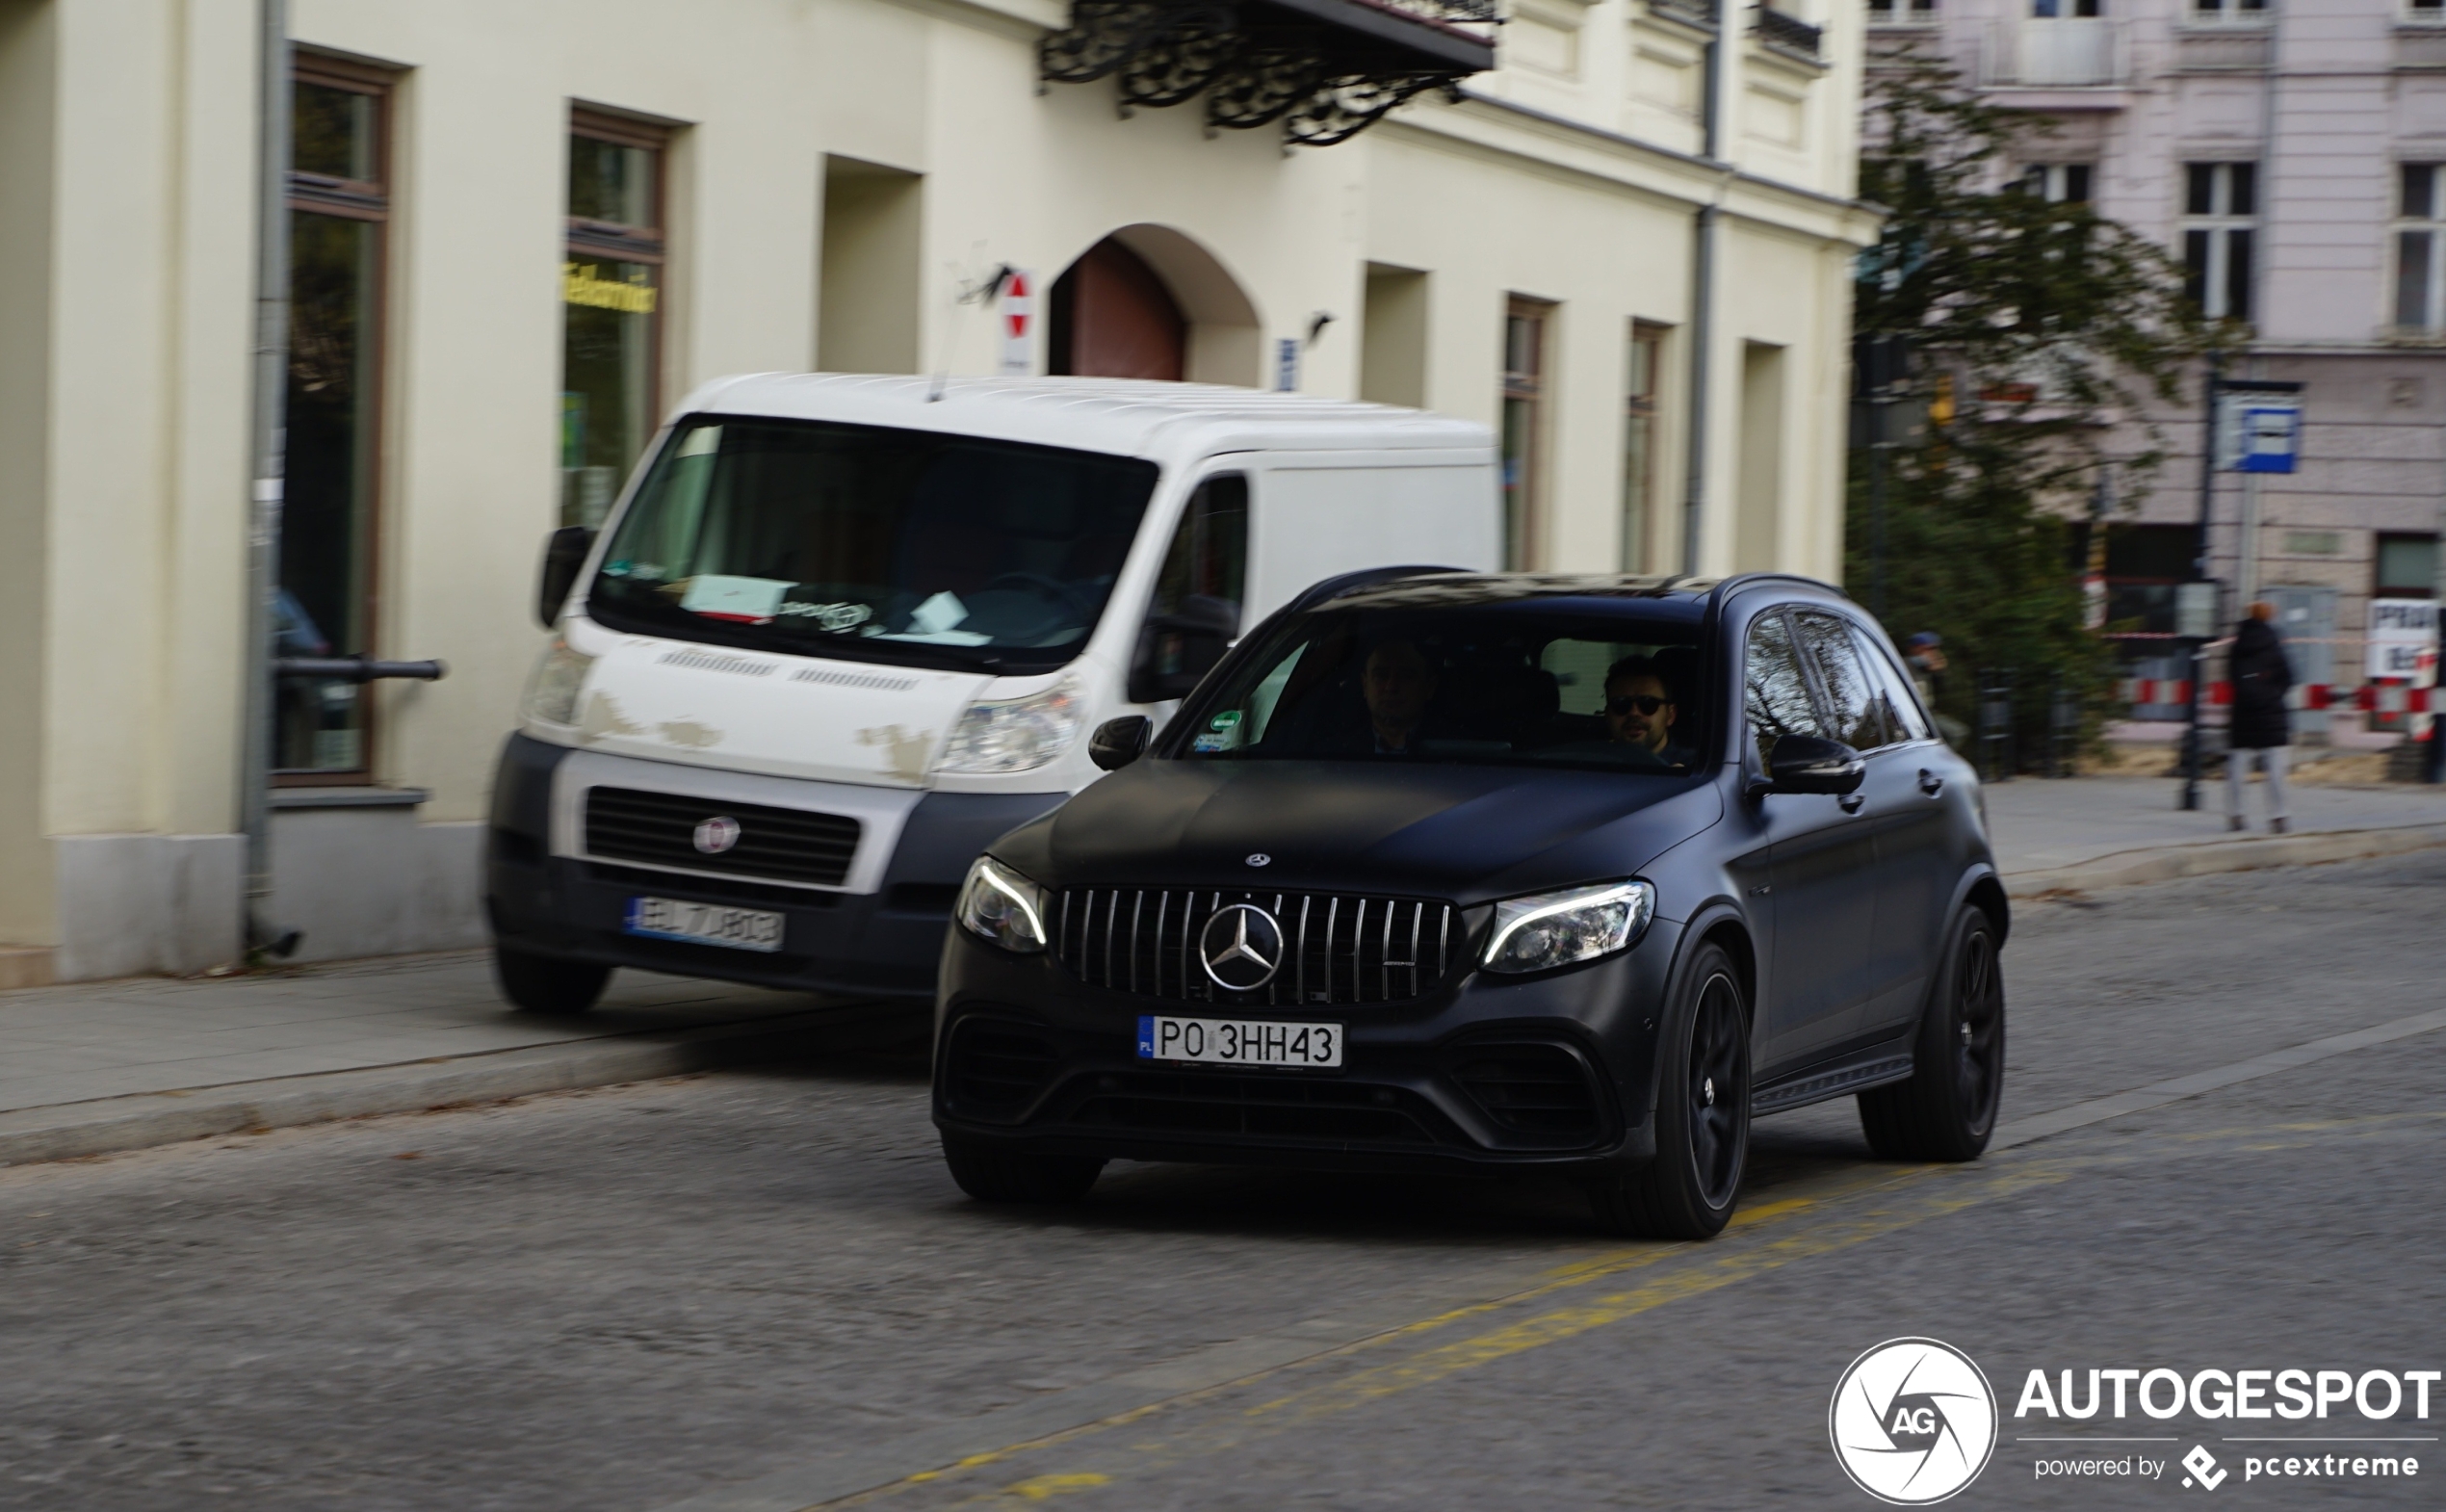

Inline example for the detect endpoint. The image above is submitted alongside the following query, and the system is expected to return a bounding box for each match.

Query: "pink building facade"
[1873,0,2446,728]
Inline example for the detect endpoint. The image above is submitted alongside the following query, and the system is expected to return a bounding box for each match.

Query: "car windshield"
[585,415,1160,672]
[1171,598,1712,773]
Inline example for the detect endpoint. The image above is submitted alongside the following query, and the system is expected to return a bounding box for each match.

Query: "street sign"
[2214,386,2302,473]
[998,269,1034,377]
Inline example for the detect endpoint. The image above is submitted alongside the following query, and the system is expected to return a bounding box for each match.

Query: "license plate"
[1137,1015,1342,1068]
[624,896,785,952]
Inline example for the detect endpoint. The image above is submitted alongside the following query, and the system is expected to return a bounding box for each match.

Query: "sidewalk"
[6,770,2445,1169]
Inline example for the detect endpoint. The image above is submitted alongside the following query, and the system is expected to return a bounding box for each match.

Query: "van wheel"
[493,946,611,1015]
[941,1133,1104,1205]
[1859,908,2005,1162]
[1588,942,1750,1239]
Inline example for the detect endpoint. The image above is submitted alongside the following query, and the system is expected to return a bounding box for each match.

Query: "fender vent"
[1450,1042,1601,1143]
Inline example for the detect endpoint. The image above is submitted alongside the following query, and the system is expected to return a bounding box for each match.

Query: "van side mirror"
[536,526,596,628]
[1754,734,1865,796]
[1089,716,1153,771]
[1128,594,1238,704]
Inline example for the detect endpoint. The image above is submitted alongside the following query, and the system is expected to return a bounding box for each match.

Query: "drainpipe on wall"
[1678,0,1730,577]
[240,0,299,958]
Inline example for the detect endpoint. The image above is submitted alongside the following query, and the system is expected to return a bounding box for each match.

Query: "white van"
[483,374,1498,1011]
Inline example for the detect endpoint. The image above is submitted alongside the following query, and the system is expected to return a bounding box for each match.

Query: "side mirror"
[1127,594,1239,704]
[1088,716,1153,771]
[1756,734,1865,796]
[536,526,597,628]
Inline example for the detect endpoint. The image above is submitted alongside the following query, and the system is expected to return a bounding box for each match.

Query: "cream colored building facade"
[0,0,1875,983]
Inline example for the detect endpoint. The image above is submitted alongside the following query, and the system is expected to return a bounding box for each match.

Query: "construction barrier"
[2116,679,2437,713]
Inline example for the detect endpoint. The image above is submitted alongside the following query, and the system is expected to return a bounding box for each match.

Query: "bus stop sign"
[2218,399,2301,474]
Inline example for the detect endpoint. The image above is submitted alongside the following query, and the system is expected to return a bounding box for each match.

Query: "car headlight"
[1479,880,1655,975]
[956,855,1051,953]
[936,678,1086,773]
[523,637,596,726]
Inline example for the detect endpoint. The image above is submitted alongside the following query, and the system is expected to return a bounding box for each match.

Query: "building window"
[2182,162,2256,322]
[1622,324,1666,572]
[2396,165,2446,332]
[2414,0,2445,22]
[2031,0,2100,16]
[2190,0,2267,17]
[1501,300,1550,571]
[1866,0,1939,21]
[562,110,668,530]
[2377,533,2439,599]
[2018,163,2094,203]
[280,57,391,778]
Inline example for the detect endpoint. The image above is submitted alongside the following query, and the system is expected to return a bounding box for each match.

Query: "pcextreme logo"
[1831,1338,2000,1504]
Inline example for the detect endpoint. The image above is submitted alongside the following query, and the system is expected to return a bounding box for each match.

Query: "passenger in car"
[1363,639,1441,754]
[1603,656,1695,769]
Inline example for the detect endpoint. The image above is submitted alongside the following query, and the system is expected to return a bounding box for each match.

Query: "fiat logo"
[691,816,742,854]
[1199,903,1285,993]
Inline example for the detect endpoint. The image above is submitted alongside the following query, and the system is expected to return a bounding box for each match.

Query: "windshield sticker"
[1210,709,1242,730]
[774,599,874,633]
[1192,733,1233,752]
[679,575,792,623]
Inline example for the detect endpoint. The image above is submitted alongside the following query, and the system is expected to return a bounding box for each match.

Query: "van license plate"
[624,896,784,953]
[1137,1015,1341,1068]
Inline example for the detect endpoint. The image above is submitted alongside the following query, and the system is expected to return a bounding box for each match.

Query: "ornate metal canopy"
[1041,0,1499,146]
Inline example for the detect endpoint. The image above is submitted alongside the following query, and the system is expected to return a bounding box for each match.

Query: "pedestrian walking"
[2226,602,2293,833]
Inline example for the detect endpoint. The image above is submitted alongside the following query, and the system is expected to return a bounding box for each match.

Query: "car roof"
[674,373,1496,461]
[1312,571,1849,624]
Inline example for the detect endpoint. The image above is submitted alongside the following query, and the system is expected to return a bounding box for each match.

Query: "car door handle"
[1838,794,1865,814]
[1917,769,1943,796]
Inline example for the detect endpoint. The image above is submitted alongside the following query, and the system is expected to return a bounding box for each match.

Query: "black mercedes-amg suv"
[930,571,2006,1238]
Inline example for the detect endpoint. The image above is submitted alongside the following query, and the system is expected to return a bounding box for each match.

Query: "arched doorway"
[1047,227,1263,387]
[1049,238,1185,380]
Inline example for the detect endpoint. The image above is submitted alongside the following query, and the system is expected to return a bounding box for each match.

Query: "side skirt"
[1751,1050,1915,1117]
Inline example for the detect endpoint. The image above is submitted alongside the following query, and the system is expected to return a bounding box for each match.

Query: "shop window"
[2377,533,2438,598]
[1501,299,1551,570]
[1622,323,1667,572]
[279,56,391,777]
[562,110,668,529]
[2182,163,2256,323]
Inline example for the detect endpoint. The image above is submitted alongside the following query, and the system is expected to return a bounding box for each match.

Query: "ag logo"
[692,816,742,855]
[1830,1338,1997,1504]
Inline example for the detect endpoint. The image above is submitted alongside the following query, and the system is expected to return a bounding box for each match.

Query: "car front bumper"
[930,916,1683,1176]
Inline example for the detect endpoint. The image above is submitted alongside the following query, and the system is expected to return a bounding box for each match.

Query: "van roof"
[681,373,1496,461]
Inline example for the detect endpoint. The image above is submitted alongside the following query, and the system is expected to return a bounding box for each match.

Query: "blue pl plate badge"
[1137,1015,1157,1058]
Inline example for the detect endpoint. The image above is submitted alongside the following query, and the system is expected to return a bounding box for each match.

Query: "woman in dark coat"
[2226,602,2294,833]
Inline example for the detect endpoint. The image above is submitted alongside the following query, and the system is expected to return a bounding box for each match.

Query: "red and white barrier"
[2117,679,2436,713]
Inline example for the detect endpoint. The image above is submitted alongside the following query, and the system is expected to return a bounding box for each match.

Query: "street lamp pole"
[2180,350,2224,813]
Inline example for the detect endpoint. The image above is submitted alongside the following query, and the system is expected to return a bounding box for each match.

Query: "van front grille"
[1052,887,1460,1005]
[583,787,860,888]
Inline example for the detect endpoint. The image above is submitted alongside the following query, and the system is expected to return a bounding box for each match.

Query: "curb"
[0,1002,925,1170]
[2004,821,2446,898]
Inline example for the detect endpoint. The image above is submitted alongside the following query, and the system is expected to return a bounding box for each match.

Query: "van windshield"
[585,415,1160,672]
[1168,599,1712,775]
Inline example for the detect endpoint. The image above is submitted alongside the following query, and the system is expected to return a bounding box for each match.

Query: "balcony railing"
[1648,0,1721,30]
[1756,6,1823,59]
[1982,17,2129,88]
[1039,0,1497,145]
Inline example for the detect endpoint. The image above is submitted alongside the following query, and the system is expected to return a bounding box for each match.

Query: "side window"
[1852,625,1933,744]
[1744,609,1824,767]
[1795,611,1889,752]
[1151,473,1248,625]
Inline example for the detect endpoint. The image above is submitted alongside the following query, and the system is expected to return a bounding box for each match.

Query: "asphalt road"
[4,851,2443,1511]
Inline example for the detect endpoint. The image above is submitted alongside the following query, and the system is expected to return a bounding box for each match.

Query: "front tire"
[492,945,611,1015]
[941,1133,1105,1205]
[1589,942,1751,1239]
[1859,907,2006,1161]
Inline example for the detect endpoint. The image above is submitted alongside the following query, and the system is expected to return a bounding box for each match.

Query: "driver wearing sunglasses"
[1601,656,1690,768]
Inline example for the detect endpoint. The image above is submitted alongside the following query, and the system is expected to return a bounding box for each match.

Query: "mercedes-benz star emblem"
[692,816,742,855]
[1245,853,1271,867]
[1199,903,1285,992]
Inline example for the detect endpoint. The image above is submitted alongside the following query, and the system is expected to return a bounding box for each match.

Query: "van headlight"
[523,638,596,726]
[956,856,1051,953]
[1480,880,1655,975]
[936,678,1085,773]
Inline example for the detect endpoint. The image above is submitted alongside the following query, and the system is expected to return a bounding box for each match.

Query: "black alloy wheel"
[1860,908,2006,1162]
[1589,940,1751,1239]
[492,946,611,1015]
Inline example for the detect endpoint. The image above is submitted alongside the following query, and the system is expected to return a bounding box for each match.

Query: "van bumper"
[483,732,1061,1000]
